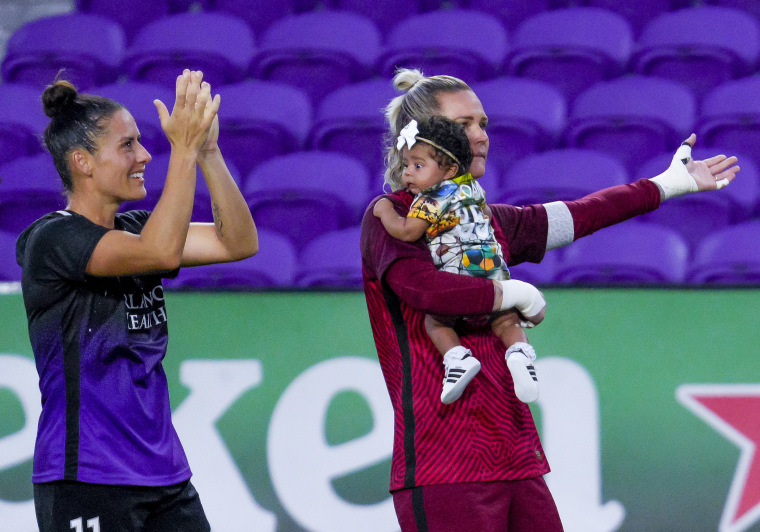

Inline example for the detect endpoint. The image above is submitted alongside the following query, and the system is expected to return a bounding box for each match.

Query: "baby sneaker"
[441,346,481,404]
[505,342,539,403]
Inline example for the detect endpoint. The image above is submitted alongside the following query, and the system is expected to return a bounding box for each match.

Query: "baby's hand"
[373,198,393,218]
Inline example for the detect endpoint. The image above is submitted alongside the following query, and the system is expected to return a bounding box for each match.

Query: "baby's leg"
[426,314,481,405]
[425,313,463,355]
[491,309,539,403]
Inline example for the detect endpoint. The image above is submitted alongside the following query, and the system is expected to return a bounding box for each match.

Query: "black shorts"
[34,479,210,532]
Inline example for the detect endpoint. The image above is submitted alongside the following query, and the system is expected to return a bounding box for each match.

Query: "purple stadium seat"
[698,77,760,171]
[632,6,760,98]
[123,152,243,223]
[330,0,419,35]
[0,83,48,166]
[126,12,255,87]
[252,11,382,104]
[0,154,66,235]
[635,145,757,250]
[0,230,22,282]
[506,8,633,102]
[215,80,312,177]
[379,10,509,82]
[497,149,629,206]
[1,13,125,90]
[582,0,673,36]
[296,226,362,288]
[311,79,399,178]
[462,0,550,31]
[470,77,566,175]
[214,0,297,37]
[243,151,371,245]
[567,76,696,173]
[554,221,689,285]
[707,0,760,22]
[94,82,174,156]
[168,0,212,11]
[166,229,297,290]
[506,249,558,286]
[419,0,547,30]
[687,221,760,285]
[75,0,168,40]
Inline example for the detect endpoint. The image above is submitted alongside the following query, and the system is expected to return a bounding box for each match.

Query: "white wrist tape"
[498,279,546,317]
[649,142,698,200]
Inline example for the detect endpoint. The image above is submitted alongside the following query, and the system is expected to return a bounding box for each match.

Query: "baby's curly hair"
[415,116,473,177]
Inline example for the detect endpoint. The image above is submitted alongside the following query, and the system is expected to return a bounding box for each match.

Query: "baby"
[374,117,543,404]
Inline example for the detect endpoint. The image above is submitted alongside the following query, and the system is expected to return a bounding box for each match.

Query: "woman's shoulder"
[16,210,94,267]
[115,209,151,233]
[363,190,414,219]
[18,210,77,245]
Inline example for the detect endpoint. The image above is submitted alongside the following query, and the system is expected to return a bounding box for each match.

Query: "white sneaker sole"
[441,358,481,404]
[507,352,539,403]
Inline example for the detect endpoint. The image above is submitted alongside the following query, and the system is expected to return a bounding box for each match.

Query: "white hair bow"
[396,120,419,150]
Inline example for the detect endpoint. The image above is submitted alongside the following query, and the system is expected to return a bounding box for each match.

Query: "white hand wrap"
[498,279,546,318]
[649,142,698,200]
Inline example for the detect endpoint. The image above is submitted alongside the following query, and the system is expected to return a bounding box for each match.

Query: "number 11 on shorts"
[70,516,100,532]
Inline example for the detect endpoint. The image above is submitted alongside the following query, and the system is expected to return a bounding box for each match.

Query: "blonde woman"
[361,68,738,531]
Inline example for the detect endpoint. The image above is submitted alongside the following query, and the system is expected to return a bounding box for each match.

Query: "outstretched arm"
[497,134,742,257]
[373,198,430,241]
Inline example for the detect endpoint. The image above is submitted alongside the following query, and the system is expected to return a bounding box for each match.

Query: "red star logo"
[677,385,760,532]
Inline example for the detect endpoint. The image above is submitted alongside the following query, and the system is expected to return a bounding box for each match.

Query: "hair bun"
[394,68,425,92]
[42,80,78,118]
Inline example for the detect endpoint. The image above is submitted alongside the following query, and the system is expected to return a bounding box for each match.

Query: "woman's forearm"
[139,147,198,269]
[197,147,258,259]
[535,178,662,252]
[385,257,495,316]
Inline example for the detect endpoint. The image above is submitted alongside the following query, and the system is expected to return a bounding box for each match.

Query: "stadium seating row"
[1,145,756,255]
[4,221,760,287]
[70,0,760,44]
[3,5,760,105]
[1,73,758,180]
[2,0,757,289]
[511,220,760,286]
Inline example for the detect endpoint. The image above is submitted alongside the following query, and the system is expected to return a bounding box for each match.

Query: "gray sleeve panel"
[544,201,574,251]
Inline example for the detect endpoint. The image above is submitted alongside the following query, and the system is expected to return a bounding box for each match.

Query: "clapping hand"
[153,69,221,153]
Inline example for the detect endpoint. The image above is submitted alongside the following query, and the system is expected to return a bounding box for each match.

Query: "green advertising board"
[1,289,759,531]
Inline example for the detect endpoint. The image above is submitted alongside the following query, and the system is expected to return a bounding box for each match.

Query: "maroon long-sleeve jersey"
[360,179,661,491]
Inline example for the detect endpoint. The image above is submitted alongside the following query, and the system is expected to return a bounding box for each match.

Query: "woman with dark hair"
[17,70,257,531]
[361,68,739,531]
